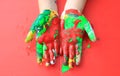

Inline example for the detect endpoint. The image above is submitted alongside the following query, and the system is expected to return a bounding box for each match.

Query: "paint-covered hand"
[60,9,96,70]
[25,10,60,66]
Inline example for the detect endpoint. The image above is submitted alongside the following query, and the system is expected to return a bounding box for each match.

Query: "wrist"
[64,0,86,14]
[65,9,81,16]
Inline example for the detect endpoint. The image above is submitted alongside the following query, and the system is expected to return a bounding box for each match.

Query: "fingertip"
[75,54,81,66]
[68,58,74,68]
[37,57,42,64]
[69,64,73,68]
[91,37,97,42]
[45,62,50,67]
[25,39,29,43]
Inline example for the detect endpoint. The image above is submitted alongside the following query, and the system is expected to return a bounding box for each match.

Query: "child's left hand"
[25,10,60,66]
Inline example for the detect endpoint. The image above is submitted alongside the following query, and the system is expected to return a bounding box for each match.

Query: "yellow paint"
[68,58,74,68]
[25,31,35,43]
[68,58,74,63]
[46,10,57,26]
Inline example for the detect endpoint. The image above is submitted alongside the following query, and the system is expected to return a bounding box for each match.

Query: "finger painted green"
[43,43,47,55]
[84,21,96,42]
[36,42,43,59]
[77,15,96,42]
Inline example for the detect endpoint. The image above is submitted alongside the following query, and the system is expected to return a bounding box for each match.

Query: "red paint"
[38,17,60,43]
[0,0,120,76]
[65,9,81,16]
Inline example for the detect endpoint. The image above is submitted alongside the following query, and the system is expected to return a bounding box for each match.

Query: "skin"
[38,0,57,13]
[61,0,87,19]
[64,0,87,13]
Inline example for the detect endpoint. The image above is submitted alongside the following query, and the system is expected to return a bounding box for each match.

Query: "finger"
[54,39,59,56]
[44,49,50,66]
[63,43,69,65]
[75,44,81,65]
[43,44,50,66]
[60,46,63,55]
[36,42,43,64]
[49,49,55,65]
[76,37,83,65]
[25,31,35,43]
[81,15,96,42]
[69,44,75,68]
[48,43,55,65]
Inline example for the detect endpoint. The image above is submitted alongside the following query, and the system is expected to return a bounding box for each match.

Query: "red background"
[0,0,120,76]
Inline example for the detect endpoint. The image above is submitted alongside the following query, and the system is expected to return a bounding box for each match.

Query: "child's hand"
[60,9,96,69]
[25,10,60,66]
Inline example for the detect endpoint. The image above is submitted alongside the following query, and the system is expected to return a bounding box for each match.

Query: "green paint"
[61,10,96,72]
[30,10,51,35]
[64,14,85,30]
[87,43,91,48]
[54,30,58,38]
[68,38,73,42]
[76,37,82,53]
[77,15,96,41]
[36,26,47,37]
[43,43,47,51]
[62,64,70,73]
[42,10,51,15]
[84,22,96,42]
[36,42,43,59]
[64,14,76,29]
[25,9,58,64]
[36,43,47,60]
[64,14,96,42]
[53,51,57,57]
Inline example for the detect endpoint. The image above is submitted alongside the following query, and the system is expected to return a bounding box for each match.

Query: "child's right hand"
[60,9,96,70]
